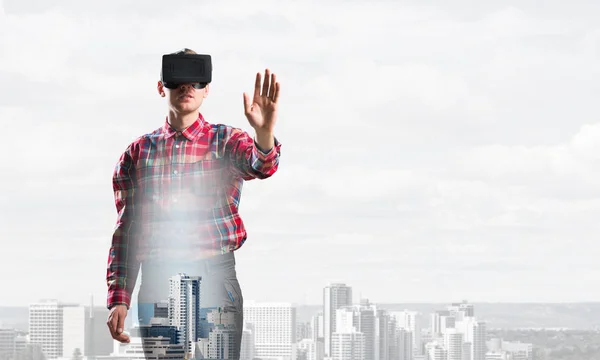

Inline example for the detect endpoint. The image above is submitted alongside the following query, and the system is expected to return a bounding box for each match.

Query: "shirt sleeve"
[106,147,141,310]
[222,125,282,180]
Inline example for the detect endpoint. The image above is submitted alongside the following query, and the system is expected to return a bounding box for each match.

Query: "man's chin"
[171,104,199,113]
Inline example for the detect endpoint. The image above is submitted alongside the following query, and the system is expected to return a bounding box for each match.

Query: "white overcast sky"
[1,0,600,307]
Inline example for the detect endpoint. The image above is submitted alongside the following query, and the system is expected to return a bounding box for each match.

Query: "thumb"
[243,92,252,114]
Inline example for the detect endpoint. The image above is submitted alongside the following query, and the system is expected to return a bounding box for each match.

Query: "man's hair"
[172,48,197,55]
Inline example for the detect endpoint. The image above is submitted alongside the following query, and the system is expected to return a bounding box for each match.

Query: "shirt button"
[173,170,178,175]
[175,144,180,149]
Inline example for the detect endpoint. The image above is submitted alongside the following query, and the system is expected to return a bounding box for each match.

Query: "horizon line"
[3,300,600,308]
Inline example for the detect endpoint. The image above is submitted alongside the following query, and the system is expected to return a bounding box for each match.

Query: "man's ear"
[157,80,165,97]
[203,83,210,98]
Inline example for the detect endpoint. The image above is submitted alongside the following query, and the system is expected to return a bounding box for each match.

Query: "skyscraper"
[243,301,297,360]
[29,300,64,359]
[391,310,424,356]
[169,273,202,355]
[28,299,88,359]
[323,283,353,358]
[62,305,86,358]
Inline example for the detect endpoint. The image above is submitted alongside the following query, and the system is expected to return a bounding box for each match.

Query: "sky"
[1,0,600,307]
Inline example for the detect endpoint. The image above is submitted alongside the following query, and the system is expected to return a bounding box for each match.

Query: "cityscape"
[5,281,599,360]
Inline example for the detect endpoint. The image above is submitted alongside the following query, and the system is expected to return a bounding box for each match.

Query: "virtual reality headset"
[161,53,212,89]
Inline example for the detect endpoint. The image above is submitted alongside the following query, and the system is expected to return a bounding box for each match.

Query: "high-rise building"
[471,321,487,360]
[310,311,325,360]
[0,328,17,360]
[336,301,375,360]
[240,323,256,360]
[426,343,447,360]
[27,297,112,360]
[297,321,312,342]
[448,301,474,323]
[154,301,169,319]
[207,325,238,359]
[311,311,324,342]
[331,331,365,360]
[29,300,62,359]
[388,318,414,360]
[440,315,455,335]
[462,342,471,360]
[397,328,413,360]
[62,305,86,359]
[323,283,353,357]
[336,299,397,360]
[430,310,450,337]
[84,297,113,358]
[29,299,80,359]
[243,301,297,360]
[390,310,423,356]
[443,329,463,360]
[375,309,391,360]
[168,273,202,355]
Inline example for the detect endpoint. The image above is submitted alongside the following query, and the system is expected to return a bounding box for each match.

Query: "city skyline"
[2,0,600,308]
[5,294,600,334]
[0,285,536,360]
[2,287,598,359]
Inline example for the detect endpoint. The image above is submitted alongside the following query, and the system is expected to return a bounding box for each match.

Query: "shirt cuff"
[107,289,132,310]
[254,136,281,157]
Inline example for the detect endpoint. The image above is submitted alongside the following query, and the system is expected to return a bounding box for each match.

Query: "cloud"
[1,0,600,305]
[448,122,600,195]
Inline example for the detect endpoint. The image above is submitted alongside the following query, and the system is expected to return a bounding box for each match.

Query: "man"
[105,48,281,359]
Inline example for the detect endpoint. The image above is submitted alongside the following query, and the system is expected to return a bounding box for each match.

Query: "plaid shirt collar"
[162,112,206,141]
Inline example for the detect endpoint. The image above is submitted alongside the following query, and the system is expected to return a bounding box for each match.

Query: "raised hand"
[243,69,280,135]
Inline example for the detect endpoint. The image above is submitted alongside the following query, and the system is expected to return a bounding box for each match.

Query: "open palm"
[243,69,280,133]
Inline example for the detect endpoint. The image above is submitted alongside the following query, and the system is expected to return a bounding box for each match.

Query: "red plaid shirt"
[106,113,281,309]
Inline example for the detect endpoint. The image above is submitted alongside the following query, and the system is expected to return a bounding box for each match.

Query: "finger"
[115,332,131,343]
[262,68,270,97]
[107,313,118,333]
[243,92,251,114]
[273,82,281,103]
[268,73,276,100]
[107,318,119,340]
[117,312,126,336]
[253,72,261,99]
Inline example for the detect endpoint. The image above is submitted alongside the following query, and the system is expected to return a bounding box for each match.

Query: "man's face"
[157,81,209,113]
